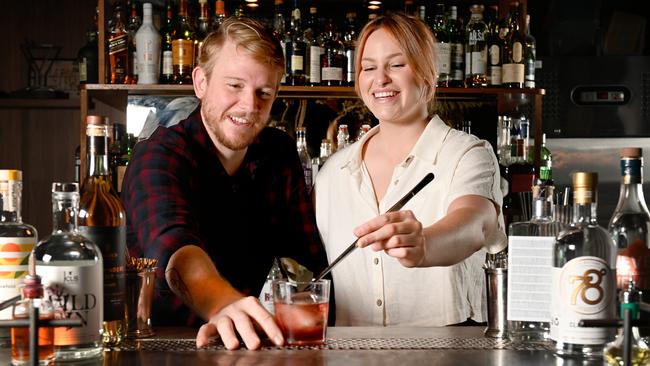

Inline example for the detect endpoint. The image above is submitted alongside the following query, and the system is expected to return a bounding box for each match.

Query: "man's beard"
[201,101,267,151]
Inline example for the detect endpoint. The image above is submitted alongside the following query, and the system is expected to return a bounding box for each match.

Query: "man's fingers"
[216,315,241,350]
[243,297,284,346]
[196,322,219,348]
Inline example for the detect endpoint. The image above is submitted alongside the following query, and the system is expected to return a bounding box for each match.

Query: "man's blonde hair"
[198,17,285,84]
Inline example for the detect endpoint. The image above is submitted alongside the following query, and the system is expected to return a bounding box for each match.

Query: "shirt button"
[376,299,383,307]
[394,179,399,185]
[373,258,379,265]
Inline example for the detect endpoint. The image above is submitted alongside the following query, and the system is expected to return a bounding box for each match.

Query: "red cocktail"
[272,280,330,346]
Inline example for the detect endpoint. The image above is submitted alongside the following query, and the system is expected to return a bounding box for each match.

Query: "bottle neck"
[86,130,110,178]
[51,193,79,234]
[616,158,648,212]
[572,189,598,224]
[0,179,22,223]
[531,197,554,220]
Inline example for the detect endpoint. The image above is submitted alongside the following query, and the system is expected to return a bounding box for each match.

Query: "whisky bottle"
[135,2,161,85]
[284,0,306,86]
[195,0,210,65]
[508,181,565,344]
[125,0,141,84]
[447,5,465,87]
[486,5,502,86]
[551,172,617,359]
[343,11,358,86]
[272,0,287,85]
[502,2,525,88]
[78,115,127,347]
[296,127,312,188]
[172,0,195,84]
[320,18,345,86]
[11,254,55,365]
[160,0,175,84]
[0,170,37,346]
[432,4,450,87]
[303,5,323,86]
[211,0,227,31]
[608,148,650,336]
[34,182,103,361]
[108,1,130,84]
[78,8,99,85]
[524,14,537,88]
[464,4,488,87]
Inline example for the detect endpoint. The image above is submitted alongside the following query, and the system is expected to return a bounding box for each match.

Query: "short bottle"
[550,172,617,359]
[135,3,161,84]
[34,183,103,361]
[11,254,55,366]
[311,139,332,177]
[507,181,565,344]
[357,124,371,142]
[0,170,38,346]
[336,124,350,151]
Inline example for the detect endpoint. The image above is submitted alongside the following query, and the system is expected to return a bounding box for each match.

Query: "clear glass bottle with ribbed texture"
[34,183,103,361]
[550,172,617,360]
[508,181,564,344]
[0,170,37,347]
[296,127,312,188]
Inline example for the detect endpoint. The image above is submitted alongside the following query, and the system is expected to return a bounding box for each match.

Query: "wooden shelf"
[0,97,80,109]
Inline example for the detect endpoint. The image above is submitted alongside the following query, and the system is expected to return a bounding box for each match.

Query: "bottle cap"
[86,115,105,125]
[0,169,22,181]
[22,253,44,299]
[572,172,597,190]
[620,147,642,159]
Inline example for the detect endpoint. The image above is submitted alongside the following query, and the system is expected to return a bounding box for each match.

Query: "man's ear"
[193,66,207,99]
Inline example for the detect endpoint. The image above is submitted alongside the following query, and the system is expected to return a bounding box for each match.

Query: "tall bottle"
[108,1,130,84]
[504,112,535,226]
[160,0,175,84]
[343,12,358,86]
[551,172,617,359]
[172,0,195,84]
[447,6,465,87]
[284,0,306,86]
[135,3,161,85]
[508,181,565,344]
[11,254,55,365]
[78,8,99,85]
[296,127,312,189]
[502,2,525,88]
[524,14,537,89]
[320,18,345,86]
[211,0,227,31]
[608,148,650,334]
[464,4,488,87]
[303,5,323,86]
[486,5,502,86]
[195,0,210,66]
[432,4,450,87]
[78,115,127,347]
[126,0,141,84]
[34,182,103,361]
[0,170,37,346]
[272,0,287,85]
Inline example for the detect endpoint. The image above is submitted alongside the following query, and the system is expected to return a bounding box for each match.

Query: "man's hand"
[195,296,284,350]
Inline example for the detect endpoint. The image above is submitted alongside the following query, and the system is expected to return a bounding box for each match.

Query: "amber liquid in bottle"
[172,0,195,84]
[78,116,127,347]
[11,314,55,365]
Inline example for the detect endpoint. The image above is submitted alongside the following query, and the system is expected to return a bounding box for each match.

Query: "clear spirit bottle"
[609,148,650,337]
[508,181,565,344]
[34,183,103,361]
[284,0,306,86]
[296,127,312,188]
[0,170,37,346]
[258,258,282,315]
[551,172,617,359]
[336,124,350,151]
[311,139,332,178]
[464,4,488,87]
[304,5,323,86]
[431,4,451,87]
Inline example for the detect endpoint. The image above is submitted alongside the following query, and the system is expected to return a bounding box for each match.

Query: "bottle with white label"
[464,4,488,87]
[508,181,564,344]
[34,182,103,361]
[135,3,161,84]
[550,172,617,359]
[258,258,282,315]
[502,2,525,88]
[0,170,37,346]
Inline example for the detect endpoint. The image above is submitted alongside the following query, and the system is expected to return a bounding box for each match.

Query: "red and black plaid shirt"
[121,108,328,327]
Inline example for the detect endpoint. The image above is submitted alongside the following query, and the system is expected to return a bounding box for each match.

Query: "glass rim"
[272,278,330,285]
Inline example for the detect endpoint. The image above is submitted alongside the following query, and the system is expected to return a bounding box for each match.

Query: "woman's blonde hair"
[354,12,438,110]
[198,17,285,84]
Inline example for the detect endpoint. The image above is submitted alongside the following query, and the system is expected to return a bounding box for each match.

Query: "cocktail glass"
[272,279,330,346]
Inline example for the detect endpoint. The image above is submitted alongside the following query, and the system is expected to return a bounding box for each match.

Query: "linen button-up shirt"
[314,115,507,326]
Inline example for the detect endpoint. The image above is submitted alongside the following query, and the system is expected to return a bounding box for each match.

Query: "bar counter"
[1,326,603,365]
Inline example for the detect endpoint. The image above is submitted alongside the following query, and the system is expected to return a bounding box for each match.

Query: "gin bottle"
[0,170,37,346]
[34,183,103,361]
[508,181,564,344]
[464,4,488,87]
[608,148,650,336]
[551,172,617,359]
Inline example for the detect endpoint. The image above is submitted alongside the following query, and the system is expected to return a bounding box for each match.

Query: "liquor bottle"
[403,0,416,17]
[486,5,502,86]
[504,113,535,226]
[303,5,323,86]
[160,0,175,84]
[357,124,371,141]
[74,146,81,183]
[524,14,537,89]
[211,0,227,31]
[551,172,617,359]
[311,139,333,178]
[296,127,312,188]
[502,2,525,88]
[11,254,55,365]
[432,4,451,87]
[78,8,99,85]
[109,123,125,191]
[195,0,210,65]
[447,5,465,87]
[464,4,488,87]
[233,0,246,18]
[343,12,358,86]
[34,182,103,361]
[135,2,161,85]
[336,124,350,151]
[258,258,282,315]
[528,133,552,184]
[126,0,141,84]
[78,115,127,347]
[603,280,650,365]
[172,0,195,84]
[608,148,650,333]
[0,170,37,346]
[320,18,345,86]
[284,0,306,86]
[508,181,565,344]
[108,1,130,84]
[272,0,287,85]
